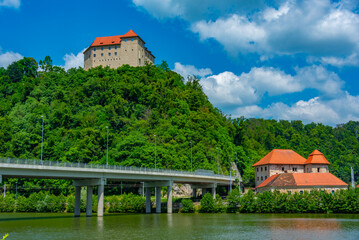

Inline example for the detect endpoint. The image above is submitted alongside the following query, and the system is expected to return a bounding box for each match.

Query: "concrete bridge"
[0,157,237,217]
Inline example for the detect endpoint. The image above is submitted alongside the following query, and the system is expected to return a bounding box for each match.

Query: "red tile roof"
[84,30,152,54]
[90,29,139,48]
[252,149,307,167]
[257,173,348,189]
[305,150,330,165]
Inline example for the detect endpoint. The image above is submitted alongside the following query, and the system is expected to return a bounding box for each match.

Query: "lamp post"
[40,115,44,161]
[154,135,157,169]
[217,147,219,174]
[106,126,109,167]
[189,141,193,172]
[15,182,18,200]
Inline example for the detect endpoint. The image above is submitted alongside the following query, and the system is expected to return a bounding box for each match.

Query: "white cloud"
[320,53,359,67]
[0,50,23,68]
[173,62,212,79]
[198,64,344,107]
[201,71,258,106]
[192,15,267,55]
[132,0,268,22]
[0,0,20,8]
[134,0,359,64]
[233,93,359,125]
[62,49,85,70]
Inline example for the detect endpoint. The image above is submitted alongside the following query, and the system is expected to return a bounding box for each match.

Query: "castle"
[253,149,347,193]
[83,30,155,70]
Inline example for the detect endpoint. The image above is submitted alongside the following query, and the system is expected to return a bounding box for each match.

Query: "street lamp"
[40,115,44,161]
[106,126,109,167]
[189,141,193,172]
[154,135,157,169]
[15,182,18,200]
[217,147,219,174]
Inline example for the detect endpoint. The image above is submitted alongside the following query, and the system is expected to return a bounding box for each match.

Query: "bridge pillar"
[97,183,104,217]
[155,187,161,213]
[86,186,93,217]
[202,188,207,196]
[167,182,173,214]
[145,187,151,214]
[74,186,81,217]
[212,185,217,199]
[192,187,196,198]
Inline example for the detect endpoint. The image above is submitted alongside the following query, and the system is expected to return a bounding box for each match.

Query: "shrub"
[226,189,241,213]
[199,193,216,213]
[180,199,194,213]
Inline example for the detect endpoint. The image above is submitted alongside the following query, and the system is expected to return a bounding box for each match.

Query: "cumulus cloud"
[0,50,23,68]
[134,0,359,64]
[173,62,212,79]
[132,0,268,22]
[62,49,85,70]
[233,93,359,125]
[0,0,20,8]
[198,64,344,107]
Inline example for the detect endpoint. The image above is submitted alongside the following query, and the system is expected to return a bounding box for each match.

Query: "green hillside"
[0,57,235,175]
[1,57,359,190]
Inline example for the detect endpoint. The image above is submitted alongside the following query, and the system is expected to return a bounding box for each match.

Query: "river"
[1,213,359,239]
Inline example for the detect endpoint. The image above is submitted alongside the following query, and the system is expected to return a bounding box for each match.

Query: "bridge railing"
[0,157,232,179]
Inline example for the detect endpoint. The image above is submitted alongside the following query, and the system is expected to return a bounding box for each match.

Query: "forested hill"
[0,57,236,175]
[0,57,359,188]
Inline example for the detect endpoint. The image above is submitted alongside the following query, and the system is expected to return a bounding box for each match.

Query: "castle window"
[125,39,127,42]
[115,46,117,49]
[292,168,297,172]
[257,168,258,172]
[261,167,263,172]
[131,38,134,41]
[257,177,259,181]
[261,176,263,181]
[109,53,111,56]
[101,53,103,57]
[115,52,117,56]
[101,47,104,50]
[265,176,267,179]
[317,168,320,173]
[109,47,111,50]
[331,190,335,195]
[94,48,96,51]
[265,167,267,171]
[282,167,284,171]
[299,190,304,194]
[94,54,96,57]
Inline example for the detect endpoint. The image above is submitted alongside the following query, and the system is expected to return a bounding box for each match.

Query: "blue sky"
[1,0,359,126]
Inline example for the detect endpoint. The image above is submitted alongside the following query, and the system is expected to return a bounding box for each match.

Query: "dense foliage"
[180,198,195,213]
[238,189,359,214]
[1,57,359,190]
[0,192,145,213]
[199,192,225,213]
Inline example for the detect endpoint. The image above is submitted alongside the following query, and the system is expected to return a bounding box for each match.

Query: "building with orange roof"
[253,149,331,188]
[83,30,155,70]
[256,173,348,193]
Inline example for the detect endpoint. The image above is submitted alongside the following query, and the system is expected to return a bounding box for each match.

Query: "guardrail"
[0,157,232,179]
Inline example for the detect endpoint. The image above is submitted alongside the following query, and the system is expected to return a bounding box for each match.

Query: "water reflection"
[1,213,359,240]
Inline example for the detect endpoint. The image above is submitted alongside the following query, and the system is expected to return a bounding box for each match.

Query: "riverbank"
[1,188,359,214]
